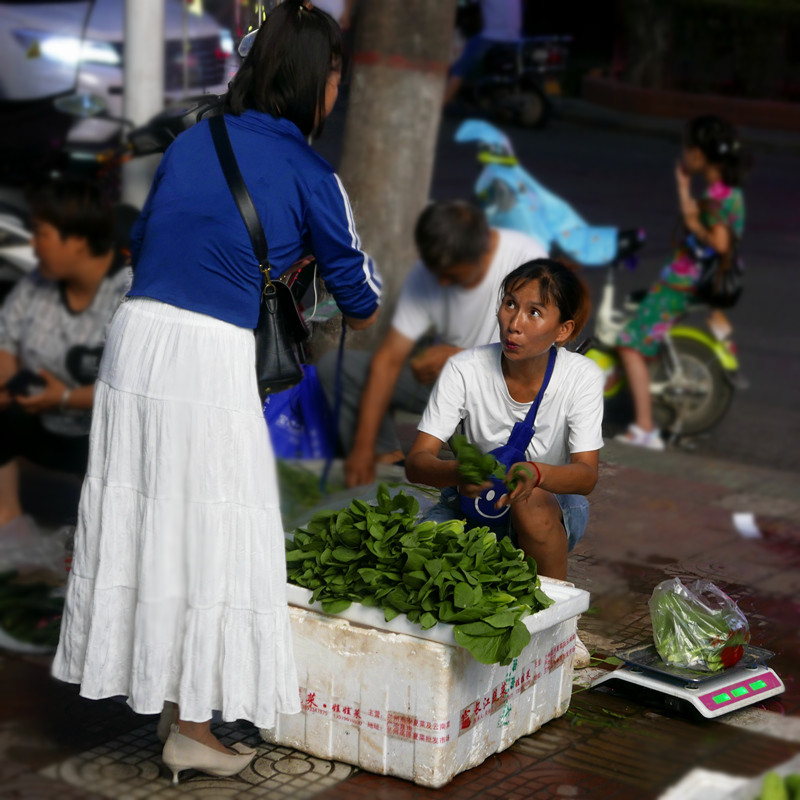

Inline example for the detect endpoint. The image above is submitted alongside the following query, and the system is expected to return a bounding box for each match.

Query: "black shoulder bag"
[209,115,309,399]
[674,208,744,310]
[693,231,744,310]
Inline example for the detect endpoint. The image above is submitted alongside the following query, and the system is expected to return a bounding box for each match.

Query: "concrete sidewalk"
[1,440,798,798]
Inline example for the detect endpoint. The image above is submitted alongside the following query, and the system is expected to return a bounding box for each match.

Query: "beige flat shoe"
[162,724,256,784]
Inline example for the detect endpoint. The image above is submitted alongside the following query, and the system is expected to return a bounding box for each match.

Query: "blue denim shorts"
[422,486,589,552]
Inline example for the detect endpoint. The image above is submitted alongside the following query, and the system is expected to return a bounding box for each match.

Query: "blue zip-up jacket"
[128,110,381,328]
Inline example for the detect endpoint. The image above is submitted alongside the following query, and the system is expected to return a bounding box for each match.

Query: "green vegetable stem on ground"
[284,483,554,666]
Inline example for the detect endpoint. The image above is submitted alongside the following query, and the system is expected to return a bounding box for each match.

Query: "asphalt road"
[317,102,800,474]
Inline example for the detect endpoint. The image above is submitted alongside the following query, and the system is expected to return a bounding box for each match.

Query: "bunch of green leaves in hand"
[451,435,505,485]
[285,484,553,665]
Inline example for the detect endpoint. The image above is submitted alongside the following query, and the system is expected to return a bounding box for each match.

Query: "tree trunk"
[313,0,458,357]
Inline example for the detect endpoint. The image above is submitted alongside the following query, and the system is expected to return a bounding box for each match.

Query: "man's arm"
[408,344,462,385]
[345,327,416,487]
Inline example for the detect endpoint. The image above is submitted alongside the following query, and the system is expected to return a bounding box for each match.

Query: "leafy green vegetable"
[285,484,554,665]
[757,772,792,800]
[0,570,63,647]
[786,775,800,800]
[507,464,533,492]
[276,459,344,528]
[451,435,505,485]
[649,578,750,672]
[451,436,533,493]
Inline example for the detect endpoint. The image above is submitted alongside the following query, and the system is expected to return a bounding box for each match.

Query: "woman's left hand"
[496,462,541,508]
[16,370,67,414]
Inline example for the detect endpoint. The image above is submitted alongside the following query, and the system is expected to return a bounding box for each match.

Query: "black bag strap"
[209,114,271,280]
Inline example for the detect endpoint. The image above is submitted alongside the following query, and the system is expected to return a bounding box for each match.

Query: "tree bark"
[313,0,458,357]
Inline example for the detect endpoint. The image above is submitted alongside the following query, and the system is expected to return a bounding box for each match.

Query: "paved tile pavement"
[1,439,798,798]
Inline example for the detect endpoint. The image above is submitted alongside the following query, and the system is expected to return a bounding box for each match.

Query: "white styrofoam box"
[261,577,590,788]
[658,752,800,800]
[656,768,749,800]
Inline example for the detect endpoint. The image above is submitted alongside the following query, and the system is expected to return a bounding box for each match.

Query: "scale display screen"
[700,672,782,712]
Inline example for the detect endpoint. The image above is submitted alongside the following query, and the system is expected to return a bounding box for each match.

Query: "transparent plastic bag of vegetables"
[648,578,750,672]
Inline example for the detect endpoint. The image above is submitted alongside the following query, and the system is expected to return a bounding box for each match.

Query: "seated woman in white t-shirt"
[405,259,604,582]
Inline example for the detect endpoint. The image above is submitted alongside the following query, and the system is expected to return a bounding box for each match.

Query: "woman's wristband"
[59,388,71,411]
[526,461,542,488]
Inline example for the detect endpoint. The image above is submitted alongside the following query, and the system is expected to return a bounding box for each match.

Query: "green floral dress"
[618,181,745,356]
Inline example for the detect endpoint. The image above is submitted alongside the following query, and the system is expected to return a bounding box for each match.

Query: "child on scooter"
[615,115,747,450]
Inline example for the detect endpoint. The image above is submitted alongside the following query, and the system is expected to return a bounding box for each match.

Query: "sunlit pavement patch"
[38,720,354,799]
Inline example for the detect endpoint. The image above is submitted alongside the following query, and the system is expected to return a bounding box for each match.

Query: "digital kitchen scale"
[591,643,784,719]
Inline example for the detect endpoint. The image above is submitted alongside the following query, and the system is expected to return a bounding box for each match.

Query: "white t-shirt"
[481,0,523,41]
[419,344,605,466]
[391,228,547,349]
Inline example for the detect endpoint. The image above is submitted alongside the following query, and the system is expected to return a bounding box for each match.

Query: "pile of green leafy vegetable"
[285,484,553,665]
[649,578,750,672]
[450,435,532,492]
[754,772,800,800]
[0,570,63,648]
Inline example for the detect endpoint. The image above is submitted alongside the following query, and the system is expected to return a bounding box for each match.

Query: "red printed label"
[298,689,450,744]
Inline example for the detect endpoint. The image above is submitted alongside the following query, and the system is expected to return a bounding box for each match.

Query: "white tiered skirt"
[52,298,300,728]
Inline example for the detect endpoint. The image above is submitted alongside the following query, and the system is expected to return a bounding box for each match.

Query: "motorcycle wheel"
[517,87,549,129]
[650,337,733,436]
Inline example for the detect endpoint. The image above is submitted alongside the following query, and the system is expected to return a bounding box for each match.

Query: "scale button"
[749,680,767,690]
[731,687,749,697]
[713,693,731,704]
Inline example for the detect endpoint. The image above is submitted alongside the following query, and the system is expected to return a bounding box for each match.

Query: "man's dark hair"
[225,0,342,138]
[26,176,114,257]
[414,201,490,273]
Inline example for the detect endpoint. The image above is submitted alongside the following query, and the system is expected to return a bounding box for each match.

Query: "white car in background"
[0,0,234,144]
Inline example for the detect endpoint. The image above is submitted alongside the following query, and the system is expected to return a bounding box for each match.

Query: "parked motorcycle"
[0,92,224,286]
[450,31,570,128]
[582,257,741,439]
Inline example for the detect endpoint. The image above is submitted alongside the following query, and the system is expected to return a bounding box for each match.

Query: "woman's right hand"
[344,308,378,331]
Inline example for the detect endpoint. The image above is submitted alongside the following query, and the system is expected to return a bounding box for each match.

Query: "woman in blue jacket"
[53,0,381,783]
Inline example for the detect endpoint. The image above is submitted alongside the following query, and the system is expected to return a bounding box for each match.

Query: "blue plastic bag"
[263,365,337,459]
